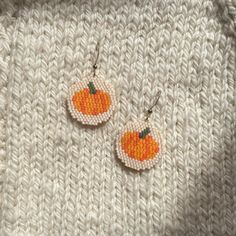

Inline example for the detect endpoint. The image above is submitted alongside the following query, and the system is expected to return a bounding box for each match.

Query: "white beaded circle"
[116,120,162,171]
[67,75,116,125]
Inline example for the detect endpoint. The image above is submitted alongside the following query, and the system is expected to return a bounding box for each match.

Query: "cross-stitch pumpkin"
[67,76,116,125]
[72,82,111,115]
[121,127,159,161]
[116,121,161,170]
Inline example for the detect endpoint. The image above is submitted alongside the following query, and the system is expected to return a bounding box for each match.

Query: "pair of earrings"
[67,44,162,171]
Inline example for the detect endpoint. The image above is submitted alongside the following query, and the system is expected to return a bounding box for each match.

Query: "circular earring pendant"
[67,75,116,125]
[116,120,162,170]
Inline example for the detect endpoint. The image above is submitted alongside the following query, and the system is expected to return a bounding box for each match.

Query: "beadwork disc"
[67,76,116,125]
[116,120,162,170]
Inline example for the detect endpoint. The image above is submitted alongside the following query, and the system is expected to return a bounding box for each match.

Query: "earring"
[116,91,162,171]
[67,43,116,125]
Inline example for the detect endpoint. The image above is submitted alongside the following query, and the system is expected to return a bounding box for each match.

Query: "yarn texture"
[0,0,236,235]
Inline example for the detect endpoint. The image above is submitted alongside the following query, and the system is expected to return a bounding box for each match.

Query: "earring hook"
[145,90,161,121]
[92,42,100,77]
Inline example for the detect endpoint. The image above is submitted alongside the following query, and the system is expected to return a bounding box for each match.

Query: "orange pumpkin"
[72,81,111,115]
[121,127,159,161]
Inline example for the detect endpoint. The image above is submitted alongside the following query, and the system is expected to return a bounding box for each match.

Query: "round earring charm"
[116,120,162,170]
[67,75,116,125]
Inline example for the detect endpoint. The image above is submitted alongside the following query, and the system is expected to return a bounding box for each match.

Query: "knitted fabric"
[0,0,236,235]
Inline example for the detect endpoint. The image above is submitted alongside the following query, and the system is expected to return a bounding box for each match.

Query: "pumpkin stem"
[139,127,151,139]
[88,81,97,94]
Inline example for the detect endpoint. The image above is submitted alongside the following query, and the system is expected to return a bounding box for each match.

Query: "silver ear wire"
[145,90,161,121]
[92,42,100,77]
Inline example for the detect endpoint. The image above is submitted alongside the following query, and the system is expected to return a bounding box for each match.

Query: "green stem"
[139,127,151,139]
[88,81,96,94]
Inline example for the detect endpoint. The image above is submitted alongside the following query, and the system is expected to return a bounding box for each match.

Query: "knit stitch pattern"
[0,0,236,235]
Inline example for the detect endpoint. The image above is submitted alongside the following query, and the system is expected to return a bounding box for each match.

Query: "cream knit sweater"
[0,0,235,235]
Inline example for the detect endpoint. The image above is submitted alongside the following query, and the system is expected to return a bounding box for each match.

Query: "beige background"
[0,0,235,235]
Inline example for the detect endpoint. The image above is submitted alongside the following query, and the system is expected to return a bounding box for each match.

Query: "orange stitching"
[121,131,159,161]
[72,87,111,115]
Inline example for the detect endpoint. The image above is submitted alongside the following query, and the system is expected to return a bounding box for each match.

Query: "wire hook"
[92,42,100,77]
[145,90,161,121]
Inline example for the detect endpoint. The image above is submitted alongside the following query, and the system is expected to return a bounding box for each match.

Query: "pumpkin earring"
[67,43,116,125]
[116,91,162,171]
